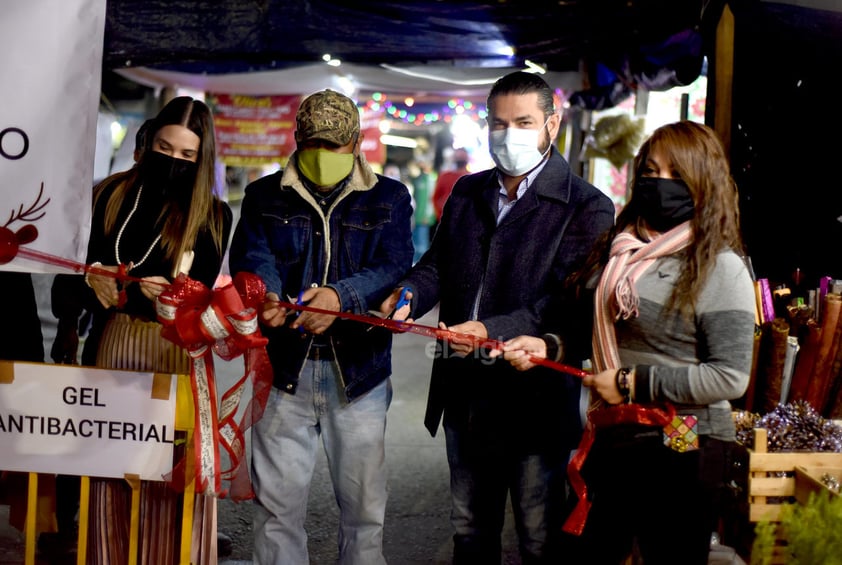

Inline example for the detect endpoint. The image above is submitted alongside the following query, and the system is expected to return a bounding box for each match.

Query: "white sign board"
[0,0,107,273]
[0,362,177,481]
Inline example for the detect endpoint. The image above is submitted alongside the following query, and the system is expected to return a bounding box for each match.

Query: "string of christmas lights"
[359,88,566,126]
[361,92,487,125]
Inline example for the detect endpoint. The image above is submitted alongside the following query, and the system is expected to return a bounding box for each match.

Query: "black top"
[85,180,233,321]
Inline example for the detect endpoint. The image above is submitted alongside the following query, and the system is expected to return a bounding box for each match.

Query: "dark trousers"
[566,426,733,565]
[444,420,572,565]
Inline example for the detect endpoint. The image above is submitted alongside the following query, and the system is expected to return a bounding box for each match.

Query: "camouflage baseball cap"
[295,89,360,146]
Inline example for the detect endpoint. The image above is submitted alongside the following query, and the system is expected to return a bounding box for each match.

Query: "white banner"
[0,0,107,273]
[0,362,177,481]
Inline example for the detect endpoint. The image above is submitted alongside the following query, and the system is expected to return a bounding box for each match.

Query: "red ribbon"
[7,241,585,378]
[274,299,589,379]
[10,244,150,284]
[7,244,272,499]
[157,272,272,500]
[8,237,590,496]
[562,403,676,535]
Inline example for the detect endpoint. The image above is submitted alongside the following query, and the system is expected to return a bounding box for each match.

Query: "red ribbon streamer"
[7,243,687,537]
[9,245,271,500]
[11,244,584,377]
[562,403,676,535]
[10,239,591,500]
[157,272,272,500]
[14,245,151,284]
[274,299,589,379]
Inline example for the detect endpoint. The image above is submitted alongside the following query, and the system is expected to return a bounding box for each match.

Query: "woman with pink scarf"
[497,121,756,565]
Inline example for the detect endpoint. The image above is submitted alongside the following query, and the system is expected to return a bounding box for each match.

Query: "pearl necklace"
[115,184,162,272]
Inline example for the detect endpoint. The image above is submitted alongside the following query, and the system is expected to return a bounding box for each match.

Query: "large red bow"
[157,272,272,500]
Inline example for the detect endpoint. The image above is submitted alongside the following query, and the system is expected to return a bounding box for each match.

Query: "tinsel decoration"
[581,113,645,169]
[734,400,842,452]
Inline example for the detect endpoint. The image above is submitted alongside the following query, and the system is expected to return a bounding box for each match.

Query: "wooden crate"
[746,428,842,563]
[794,465,842,504]
[748,427,842,522]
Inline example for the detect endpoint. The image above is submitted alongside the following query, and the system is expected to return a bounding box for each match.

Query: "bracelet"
[541,334,562,362]
[84,262,102,288]
[615,367,631,403]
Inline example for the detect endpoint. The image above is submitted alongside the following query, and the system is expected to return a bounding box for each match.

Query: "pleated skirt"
[89,313,217,565]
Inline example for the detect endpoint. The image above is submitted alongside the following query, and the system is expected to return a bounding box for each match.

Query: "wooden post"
[76,476,90,565]
[125,474,142,565]
[176,373,196,564]
[713,3,735,159]
[25,473,37,565]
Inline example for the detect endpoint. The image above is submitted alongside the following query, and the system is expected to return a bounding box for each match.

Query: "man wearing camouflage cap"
[229,89,414,564]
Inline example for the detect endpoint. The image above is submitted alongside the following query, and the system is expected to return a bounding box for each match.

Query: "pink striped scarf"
[591,221,692,372]
[564,222,691,536]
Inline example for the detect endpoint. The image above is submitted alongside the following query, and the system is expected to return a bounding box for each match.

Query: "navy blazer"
[402,147,615,453]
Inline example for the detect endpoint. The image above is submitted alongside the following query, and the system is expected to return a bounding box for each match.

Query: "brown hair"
[93,96,227,267]
[575,121,744,313]
[487,71,555,120]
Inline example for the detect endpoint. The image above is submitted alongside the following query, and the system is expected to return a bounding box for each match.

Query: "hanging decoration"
[582,113,646,169]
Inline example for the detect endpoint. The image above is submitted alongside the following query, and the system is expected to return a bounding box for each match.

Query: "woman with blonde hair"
[82,96,232,564]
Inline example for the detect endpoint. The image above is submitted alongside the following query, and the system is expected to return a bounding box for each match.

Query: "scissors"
[366,286,412,331]
[286,290,306,332]
[390,286,412,317]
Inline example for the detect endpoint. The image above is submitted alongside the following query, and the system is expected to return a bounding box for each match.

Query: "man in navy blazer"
[383,71,615,564]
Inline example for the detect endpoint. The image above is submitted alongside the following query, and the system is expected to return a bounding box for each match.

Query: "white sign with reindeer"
[0,0,107,272]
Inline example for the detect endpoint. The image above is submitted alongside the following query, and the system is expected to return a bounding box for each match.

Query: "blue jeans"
[445,421,569,564]
[251,359,392,565]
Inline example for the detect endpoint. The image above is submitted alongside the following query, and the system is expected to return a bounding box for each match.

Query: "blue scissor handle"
[366,286,413,332]
[383,286,412,320]
[395,286,412,310]
[292,290,306,332]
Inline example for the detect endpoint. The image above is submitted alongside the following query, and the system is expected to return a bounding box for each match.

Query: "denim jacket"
[228,153,414,400]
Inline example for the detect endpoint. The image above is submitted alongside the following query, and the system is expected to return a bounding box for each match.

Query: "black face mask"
[139,150,198,206]
[633,177,695,232]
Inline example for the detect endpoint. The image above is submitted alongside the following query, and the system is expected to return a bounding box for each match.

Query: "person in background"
[132,118,154,163]
[0,272,47,549]
[383,161,402,182]
[0,272,44,363]
[227,89,413,565]
[79,96,232,565]
[409,157,437,263]
[497,121,755,565]
[431,147,470,237]
[381,71,615,564]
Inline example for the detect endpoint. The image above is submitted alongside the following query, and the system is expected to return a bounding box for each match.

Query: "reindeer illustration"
[0,182,49,264]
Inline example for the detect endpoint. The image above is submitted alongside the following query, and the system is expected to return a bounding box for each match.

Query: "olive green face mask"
[297,148,355,187]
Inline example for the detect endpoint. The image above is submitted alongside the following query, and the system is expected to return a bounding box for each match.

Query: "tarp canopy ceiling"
[105,0,703,73]
[103,1,842,107]
[104,0,712,103]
